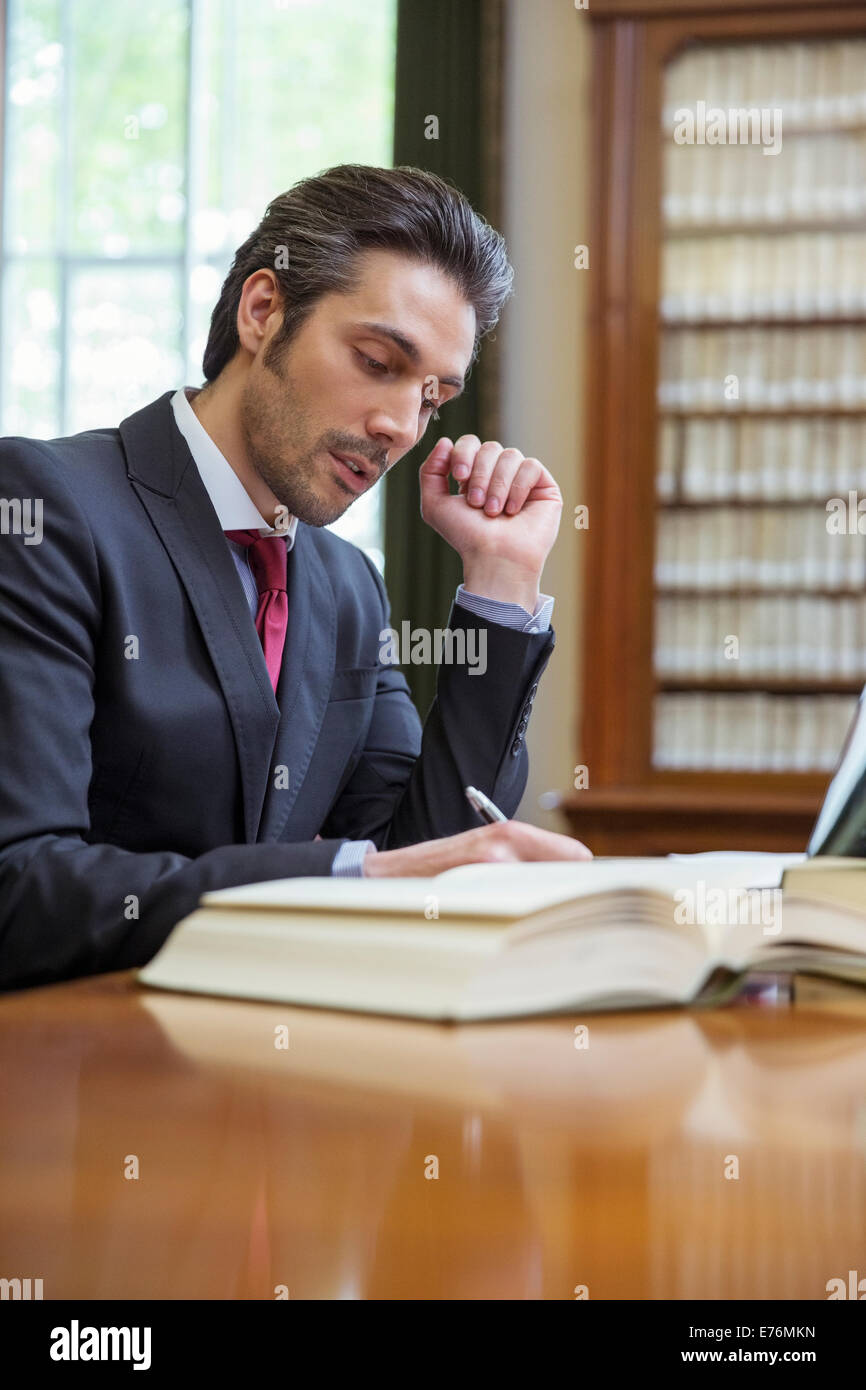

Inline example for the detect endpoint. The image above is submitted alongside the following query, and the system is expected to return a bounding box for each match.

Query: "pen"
[465,785,508,824]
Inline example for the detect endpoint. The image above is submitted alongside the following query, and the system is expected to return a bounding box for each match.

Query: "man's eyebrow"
[355,321,465,394]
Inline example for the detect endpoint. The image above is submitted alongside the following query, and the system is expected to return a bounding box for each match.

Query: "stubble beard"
[239,349,358,529]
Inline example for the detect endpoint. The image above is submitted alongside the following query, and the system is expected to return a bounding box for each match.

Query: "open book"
[137,852,866,1021]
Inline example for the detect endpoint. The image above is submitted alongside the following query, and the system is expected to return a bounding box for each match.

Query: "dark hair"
[201,163,513,382]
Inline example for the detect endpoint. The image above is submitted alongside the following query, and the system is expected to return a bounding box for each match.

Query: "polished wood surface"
[1,972,865,1300]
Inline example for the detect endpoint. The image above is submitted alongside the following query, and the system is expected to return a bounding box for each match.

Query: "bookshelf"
[565,3,866,854]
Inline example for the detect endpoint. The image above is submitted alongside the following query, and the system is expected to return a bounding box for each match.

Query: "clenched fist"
[418,434,563,612]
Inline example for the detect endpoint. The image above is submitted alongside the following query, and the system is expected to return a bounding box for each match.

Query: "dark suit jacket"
[0,391,555,990]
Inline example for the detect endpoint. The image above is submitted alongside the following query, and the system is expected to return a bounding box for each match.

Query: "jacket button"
[511,738,522,756]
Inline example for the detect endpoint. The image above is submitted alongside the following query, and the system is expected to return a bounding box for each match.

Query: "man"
[0,163,590,992]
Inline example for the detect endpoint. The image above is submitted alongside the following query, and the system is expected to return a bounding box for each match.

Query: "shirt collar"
[170,386,298,547]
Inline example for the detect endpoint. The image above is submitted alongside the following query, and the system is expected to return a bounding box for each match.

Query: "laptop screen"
[807,686,866,857]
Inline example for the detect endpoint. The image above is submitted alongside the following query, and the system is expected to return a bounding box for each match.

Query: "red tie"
[224,529,288,693]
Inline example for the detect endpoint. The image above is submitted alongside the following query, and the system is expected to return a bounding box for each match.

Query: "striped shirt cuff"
[331,840,377,876]
[455,585,554,634]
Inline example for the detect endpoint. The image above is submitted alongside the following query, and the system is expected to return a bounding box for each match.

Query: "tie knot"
[224,529,287,595]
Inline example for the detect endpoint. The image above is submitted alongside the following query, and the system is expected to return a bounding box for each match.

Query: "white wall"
[500,0,591,830]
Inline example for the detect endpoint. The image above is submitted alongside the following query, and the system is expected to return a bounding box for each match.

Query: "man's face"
[238,248,477,527]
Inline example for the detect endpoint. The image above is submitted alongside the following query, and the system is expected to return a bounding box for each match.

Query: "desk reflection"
[0,974,864,1299]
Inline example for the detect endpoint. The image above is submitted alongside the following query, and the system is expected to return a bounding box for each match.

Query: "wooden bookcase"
[563,0,866,854]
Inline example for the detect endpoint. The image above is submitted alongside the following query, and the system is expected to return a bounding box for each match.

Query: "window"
[1,0,396,569]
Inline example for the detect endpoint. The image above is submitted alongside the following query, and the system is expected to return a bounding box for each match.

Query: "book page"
[438,856,795,943]
[667,851,805,886]
[201,877,442,912]
[200,855,797,924]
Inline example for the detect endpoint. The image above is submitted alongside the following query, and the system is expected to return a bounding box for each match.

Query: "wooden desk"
[1,972,865,1300]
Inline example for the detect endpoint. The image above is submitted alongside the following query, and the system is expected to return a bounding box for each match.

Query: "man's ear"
[237,270,283,355]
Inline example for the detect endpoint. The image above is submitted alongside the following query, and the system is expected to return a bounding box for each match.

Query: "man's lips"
[328,451,376,492]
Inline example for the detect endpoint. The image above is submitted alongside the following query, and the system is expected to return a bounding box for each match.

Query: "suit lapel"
[119,392,279,843]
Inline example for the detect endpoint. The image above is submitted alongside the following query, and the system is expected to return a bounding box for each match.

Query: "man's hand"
[363,820,592,877]
[418,435,563,612]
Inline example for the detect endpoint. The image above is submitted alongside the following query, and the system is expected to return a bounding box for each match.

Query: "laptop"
[807,686,866,857]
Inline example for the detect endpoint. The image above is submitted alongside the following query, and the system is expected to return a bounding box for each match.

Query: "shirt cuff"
[455,584,555,634]
[331,840,377,876]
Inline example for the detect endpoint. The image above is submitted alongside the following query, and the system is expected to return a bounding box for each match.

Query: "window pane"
[186,259,223,383]
[191,0,396,252]
[69,0,189,255]
[1,259,60,436]
[328,486,385,575]
[67,266,183,432]
[4,0,62,253]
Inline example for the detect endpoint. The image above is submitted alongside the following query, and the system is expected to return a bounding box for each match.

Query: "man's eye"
[358,350,441,418]
[360,353,387,373]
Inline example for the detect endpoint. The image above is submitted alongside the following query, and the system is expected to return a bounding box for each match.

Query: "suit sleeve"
[318,551,555,849]
[0,442,345,991]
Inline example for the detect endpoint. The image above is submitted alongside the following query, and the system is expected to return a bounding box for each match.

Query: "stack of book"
[138,855,866,1023]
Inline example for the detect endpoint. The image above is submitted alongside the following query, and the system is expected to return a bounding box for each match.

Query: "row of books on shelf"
[657,417,866,501]
[658,326,866,410]
[661,41,866,134]
[655,507,866,591]
[652,692,857,772]
[654,595,866,681]
[662,133,866,229]
[660,234,866,322]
